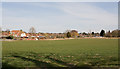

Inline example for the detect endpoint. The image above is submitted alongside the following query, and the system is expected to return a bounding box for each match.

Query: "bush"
[6,35,14,39]
[66,32,71,38]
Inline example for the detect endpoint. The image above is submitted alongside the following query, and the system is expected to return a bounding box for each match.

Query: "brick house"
[10,30,21,37]
[2,31,10,39]
[10,30,27,38]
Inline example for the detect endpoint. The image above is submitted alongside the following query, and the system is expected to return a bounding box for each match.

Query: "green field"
[2,39,118,68]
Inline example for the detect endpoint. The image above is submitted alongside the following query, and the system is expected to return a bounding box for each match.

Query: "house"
[10,30,21,37]
[2,31,10,39]
[21,32,27,37]
[10,30,27,38]
[26,33,31,37]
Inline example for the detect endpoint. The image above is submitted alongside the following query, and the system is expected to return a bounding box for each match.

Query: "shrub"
[6,35,14,39]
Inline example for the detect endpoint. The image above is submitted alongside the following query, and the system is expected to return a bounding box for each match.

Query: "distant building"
[10,30,21,37]
[10,30,27,37]
[2,31,10,39]
[21,32,26,37]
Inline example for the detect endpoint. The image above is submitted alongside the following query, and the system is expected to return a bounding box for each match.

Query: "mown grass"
[2,39,118,68]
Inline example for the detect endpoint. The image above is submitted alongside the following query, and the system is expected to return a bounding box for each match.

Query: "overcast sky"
[2,2,118,33]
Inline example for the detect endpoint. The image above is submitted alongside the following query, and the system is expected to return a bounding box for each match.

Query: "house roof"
[11,30,21,32]
[10,30,22,36]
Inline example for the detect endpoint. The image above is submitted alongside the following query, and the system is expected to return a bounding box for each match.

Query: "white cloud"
[58,3,118,24]
[22,3,118,25]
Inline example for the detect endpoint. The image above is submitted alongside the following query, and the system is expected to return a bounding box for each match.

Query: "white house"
[21,33,26,37]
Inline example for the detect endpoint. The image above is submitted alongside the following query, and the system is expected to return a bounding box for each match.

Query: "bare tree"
[29,27,36,34]
[65,30,71,33]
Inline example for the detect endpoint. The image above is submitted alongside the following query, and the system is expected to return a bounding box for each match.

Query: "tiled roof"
[11,30,20,32]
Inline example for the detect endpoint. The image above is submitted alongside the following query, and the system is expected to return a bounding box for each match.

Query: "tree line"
[1,26,120,39]
[66,29,120,38]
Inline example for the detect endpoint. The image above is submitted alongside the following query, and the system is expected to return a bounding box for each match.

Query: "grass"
[2,39,118,68]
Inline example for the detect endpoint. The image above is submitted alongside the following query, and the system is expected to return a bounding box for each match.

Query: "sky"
[2,2,118,33]
[1,0,119,2]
